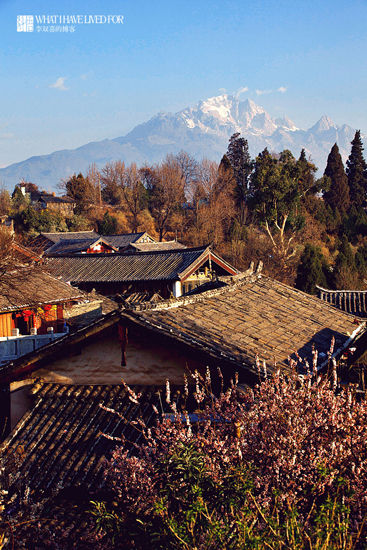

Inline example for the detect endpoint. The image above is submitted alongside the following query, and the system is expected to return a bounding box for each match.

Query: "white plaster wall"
[172,280,182,298]
[35,332,202,385]
[11,386,33,429]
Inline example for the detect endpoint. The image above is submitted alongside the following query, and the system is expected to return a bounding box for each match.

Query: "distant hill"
[0,94,359,191]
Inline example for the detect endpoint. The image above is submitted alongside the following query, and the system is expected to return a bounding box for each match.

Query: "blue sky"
[0,0,366,166]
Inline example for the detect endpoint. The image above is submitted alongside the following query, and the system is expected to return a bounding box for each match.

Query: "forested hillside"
[3,130,367,294]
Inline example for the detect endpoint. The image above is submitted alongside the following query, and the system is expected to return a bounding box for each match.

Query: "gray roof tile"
[0,267,85,312]
[123,275,364,375]
[41,231,99,244]
[45,246,212,282]
[103,232,149,248]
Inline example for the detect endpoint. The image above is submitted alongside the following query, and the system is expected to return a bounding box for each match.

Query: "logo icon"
[17,15,34,32]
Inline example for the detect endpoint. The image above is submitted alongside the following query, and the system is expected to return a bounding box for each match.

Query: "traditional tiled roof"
[131,240,187,252]
[118,291,164,304]
[0,383,166,495]
[41,230,100,245]
[103,232,153,249]
[11,242,41,263]
[28,231,99,255]
[0,267,85,313]
[44,237,116,256]
[121,273,365,377]
[29,231,157,256]
[45,246,234,283]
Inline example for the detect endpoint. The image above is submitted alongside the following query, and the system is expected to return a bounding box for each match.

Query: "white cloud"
[235,86,249,98]
[256,89,272,96]
[0,133,14,140]
[256,86,287,96]
[218,87,227,94]
[49,77,69,91]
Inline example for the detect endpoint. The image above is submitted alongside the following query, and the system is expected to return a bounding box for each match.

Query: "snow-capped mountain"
[179,96,277,136]
[0,94,359,191]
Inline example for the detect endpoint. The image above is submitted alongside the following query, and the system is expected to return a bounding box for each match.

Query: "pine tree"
[355,242,367,274]
[346,130,367,209]
[97,211,118,235]
[226,133,252,222]
[323,143,350,214]
[335,235,355,271]
[332,235,358,289]
[11,186,29,211]
[297,149,318,196]
[295,243,327,294]
[215,155,236,197]
[341,204,367,243]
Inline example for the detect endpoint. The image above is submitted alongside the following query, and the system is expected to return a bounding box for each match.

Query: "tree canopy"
[295,243,327,294]
[323,143,350,214]
[346,130,367,209]
[226,133,252,222]
[248,149,302,263]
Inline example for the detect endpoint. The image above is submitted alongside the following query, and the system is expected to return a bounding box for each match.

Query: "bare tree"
[188,158,236,247]
[100,161,124,206]
[149,156,186,241]
[0,188,11,216]
[99,162,149,232]
[173,150,200,200]
[86,163,102,206]
[120,164,148,232]
[189,159,217,238]
[0,228,19,278]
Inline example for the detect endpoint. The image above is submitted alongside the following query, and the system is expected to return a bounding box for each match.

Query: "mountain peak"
[240,97,264,114]
[199,94,234,120]
[183,94,267,120]
[0,93,358,191]
[275,116,298,131]
[310,115,338,133]
[178,94,276,135]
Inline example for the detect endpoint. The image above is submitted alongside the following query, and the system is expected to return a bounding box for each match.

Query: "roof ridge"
[49,237,97,244]
[122,262,262,312]
[42,230,97,236]
[46,245,209,258]
[104,231,145,237]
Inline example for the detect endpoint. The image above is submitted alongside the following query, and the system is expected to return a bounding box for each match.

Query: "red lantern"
[22,309,33,322]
